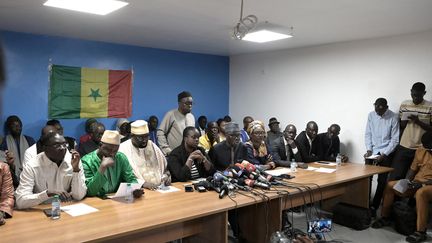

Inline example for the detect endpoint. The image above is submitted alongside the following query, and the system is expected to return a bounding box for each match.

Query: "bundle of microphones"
[193,161,290,199]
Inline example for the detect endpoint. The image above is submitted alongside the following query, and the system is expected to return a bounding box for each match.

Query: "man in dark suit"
[270,124,302,167]
[295,121,321,162]
[317,124,348,162]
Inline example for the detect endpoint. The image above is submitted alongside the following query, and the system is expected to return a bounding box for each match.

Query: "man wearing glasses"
[15,133,87,209]
[157,91,195,156]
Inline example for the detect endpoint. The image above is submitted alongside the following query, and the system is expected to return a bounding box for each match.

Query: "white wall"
[229,30,432,163]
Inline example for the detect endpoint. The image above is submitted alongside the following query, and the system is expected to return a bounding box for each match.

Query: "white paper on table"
[306,167,318,171]
[107,182,142,199]
[265,168,292,176]
[315,167,336,173]
[366,154,379,160]
[61,203,98,217]
[393,179,410,193]
[157,186,181,193]
[401,111,418,121]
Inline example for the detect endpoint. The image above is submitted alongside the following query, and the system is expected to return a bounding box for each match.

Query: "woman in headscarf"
[245,120,276,170]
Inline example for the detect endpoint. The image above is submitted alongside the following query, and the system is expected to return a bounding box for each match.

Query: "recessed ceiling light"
[43,0,129,16]
[242,30,293,43]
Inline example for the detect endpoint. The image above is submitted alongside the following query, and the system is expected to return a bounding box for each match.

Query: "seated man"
[79,118,97,145]
[0,162,14,226]
[78,122,105,157]
[295,121,321,162]
[199,121,220,153]
[15,133,87,209]
[116,118,130,143]
[46,119,77,150]
[0,115,36,180]
[266,117,283,148]
[119,120,171,189]
[245,120,276,170]
[270,124,302,167]
[168,127,214,182]
[317,124,349,162]
[372,132,432,243]
[23,125,57,167]
[240,116,253,143]
[82,130,141,198]
[209,122,248,171]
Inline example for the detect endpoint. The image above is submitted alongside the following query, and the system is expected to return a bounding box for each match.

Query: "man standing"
[317,124,349,162]
[82,130,141,198]
[15,133,87,209]
[270,124,302,167]
[119,120,170,189]
[295,121,321,162]
[209,122,248,171]
[78,122,105,157]
[148,115,159,146]
[390,82,432,180]
[266,117,283,148]
[240,116,253,143]
[364,98,399,215]
[372,132,432,243]
[157,91,195,156]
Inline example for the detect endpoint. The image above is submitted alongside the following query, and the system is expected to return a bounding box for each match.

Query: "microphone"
[251,171,270,185]
[244,178,271,190]
[213,171,229,182]
[219,184,229,199]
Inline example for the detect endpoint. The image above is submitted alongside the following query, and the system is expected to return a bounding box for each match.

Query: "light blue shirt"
[365,109,400,156]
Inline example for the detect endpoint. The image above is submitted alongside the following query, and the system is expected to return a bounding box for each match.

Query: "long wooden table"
[0,163,391,243]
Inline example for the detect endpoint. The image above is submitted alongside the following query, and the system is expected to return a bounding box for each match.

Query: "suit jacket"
[295,131,321,162]
[270,136,302,167]
[209,141,248,171]
[317,133,340,161]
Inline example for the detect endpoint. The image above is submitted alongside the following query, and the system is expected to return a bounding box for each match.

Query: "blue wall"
[0,31,229,140]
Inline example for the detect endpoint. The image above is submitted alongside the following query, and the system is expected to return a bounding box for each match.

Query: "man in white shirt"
[119,120,170,189]
[157,91,195,155]
[15,133,87,209]
[22,125,57,168]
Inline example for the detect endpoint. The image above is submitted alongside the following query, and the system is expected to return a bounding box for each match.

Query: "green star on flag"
[88,88,102,102]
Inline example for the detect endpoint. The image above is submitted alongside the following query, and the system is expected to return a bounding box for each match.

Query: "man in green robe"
[82,130,143,198]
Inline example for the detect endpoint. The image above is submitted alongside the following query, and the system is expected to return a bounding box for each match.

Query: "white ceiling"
[1,0,432,56]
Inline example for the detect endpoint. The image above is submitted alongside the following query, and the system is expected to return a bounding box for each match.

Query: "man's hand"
[70,150,81,172]
[0,211,5,226]
[408,114,420,124]
[408,180,422,190]
[47,191,72,202]
[99,157,115,174]
[5,150,15,169]
[364,150,372,159]
[161,173,171,186]
[143,182,158,190]
[287,139,297,149]
[190,150,204,161]
[375,154,387,164]
[132,189,144,198]
[341,155,349,163]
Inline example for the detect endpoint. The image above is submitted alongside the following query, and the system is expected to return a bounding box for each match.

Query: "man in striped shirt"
[390,82,432,180]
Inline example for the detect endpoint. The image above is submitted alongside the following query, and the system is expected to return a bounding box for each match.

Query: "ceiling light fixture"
[43,0,129,16]
[232,0,258,40]
[242,26,294,43]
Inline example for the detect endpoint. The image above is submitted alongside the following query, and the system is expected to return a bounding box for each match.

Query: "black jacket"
[295,131,321,163]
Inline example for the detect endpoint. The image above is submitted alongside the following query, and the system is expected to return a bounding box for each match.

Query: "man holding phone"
[15,133,87,209]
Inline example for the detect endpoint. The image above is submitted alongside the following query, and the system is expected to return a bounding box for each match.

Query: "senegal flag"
[49,64,132,119]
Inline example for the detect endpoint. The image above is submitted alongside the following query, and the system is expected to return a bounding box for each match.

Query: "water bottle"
[125,183,134,203]
[51,195,61,220]
[336,153,342,168]
[290,159,297,173]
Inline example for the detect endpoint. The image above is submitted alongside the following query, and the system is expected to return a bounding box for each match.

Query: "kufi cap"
[268,117,280,126]
[131,120,149,135]
[225,122,240,134]
[101,130,120,145]
[116,118,129,129]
